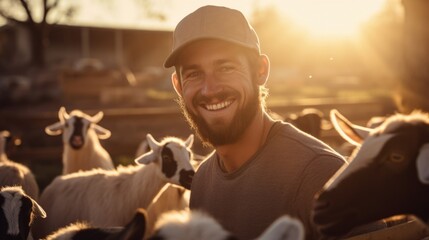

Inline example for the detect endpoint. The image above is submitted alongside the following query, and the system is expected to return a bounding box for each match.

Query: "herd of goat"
[1,106,429,240]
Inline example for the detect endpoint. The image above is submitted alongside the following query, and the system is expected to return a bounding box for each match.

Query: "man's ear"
[171,72,183,96]
[257,54,270,85]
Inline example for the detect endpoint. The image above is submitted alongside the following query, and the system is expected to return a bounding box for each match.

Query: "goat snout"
[70,135,84,149]
[179,170,195,190]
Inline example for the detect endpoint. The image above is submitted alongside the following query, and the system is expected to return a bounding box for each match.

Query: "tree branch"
[0,9,26,25]
[46,0,60,12]
[19,0,34,23]
[43,0,60,24]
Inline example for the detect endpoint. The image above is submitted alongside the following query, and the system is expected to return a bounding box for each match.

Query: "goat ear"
[146,134,161,151]
[115,208,147,240]
[257,215,304,240]
[135,151,157,165]
[45,122,64,136]
[59,106,69,123]
[416,143,429,184]
[185,134,194,148]
[91,111,104,123]
[135,134,161,165]
[330,109,371,146]
[93,124,111,139]
[31,198,47,218]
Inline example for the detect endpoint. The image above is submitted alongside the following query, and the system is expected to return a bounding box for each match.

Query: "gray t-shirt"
[190,121,346,240]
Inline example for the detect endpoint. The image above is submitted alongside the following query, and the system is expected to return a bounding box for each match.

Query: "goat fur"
[0,130,39,200]
[0,186,46,240]
[44,208,146,240]
[45,107,114,174]
[32,134,195,239]
[150,210,304,240]
[312,109,429,237]
[135,137,190,236]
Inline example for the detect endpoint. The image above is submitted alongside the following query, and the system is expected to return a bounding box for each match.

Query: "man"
[164,5,346,239]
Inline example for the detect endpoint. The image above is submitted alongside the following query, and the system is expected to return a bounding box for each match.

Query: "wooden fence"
[0,97,395,190]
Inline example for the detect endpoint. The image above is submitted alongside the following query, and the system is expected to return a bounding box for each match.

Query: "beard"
[177,85,260,147]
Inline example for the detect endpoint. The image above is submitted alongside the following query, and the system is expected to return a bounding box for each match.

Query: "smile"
[204,100,233,111]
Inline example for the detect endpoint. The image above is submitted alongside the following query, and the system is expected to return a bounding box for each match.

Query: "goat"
[284,108,330,139]
[268,108,328,140]
[144,184,189,237]
[135,136,191,236]
[32,134,195,239]
[336,115,389,158]
[0,130,39,200]
[45,107,114,174]
[312,109,429,237]
[0,186,46,240]
[148,210,304,240]
[44,208,146,240]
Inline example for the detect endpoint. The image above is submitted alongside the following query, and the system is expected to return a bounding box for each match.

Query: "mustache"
[193,89,237,105]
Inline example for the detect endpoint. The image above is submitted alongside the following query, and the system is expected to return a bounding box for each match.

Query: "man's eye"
[219,66,234,72]
[185,71,200,79]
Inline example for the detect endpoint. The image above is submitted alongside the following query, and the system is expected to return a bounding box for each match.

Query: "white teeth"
[205,100,232,111]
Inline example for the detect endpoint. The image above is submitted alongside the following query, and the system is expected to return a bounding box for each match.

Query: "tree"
[134,0,166,21]
[0,0,76,68]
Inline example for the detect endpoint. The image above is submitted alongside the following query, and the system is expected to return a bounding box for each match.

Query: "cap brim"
[163,37,259,68]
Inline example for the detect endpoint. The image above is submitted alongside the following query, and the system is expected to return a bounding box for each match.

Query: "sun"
[274,0,386,39]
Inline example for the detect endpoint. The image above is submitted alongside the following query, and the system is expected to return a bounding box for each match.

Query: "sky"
[2,0,401,38]
[69,0,389,37]
[63,0,255,29]
[0,1,254,30]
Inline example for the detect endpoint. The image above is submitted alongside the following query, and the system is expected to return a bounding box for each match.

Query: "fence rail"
[0,97,395,189]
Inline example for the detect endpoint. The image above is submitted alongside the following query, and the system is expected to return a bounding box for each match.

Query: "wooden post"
[399,0,429,113]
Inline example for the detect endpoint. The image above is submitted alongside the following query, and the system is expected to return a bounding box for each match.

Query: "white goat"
[45,107,114,174]
[0,186,46,240]
[44,208,147,240]
[150,210,304,240]
[135,136,190,237]
[0,130,39,200]
[144,184,189,237]
[32,134,195,240]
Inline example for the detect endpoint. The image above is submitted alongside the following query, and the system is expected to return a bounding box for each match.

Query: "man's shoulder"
[194,152,216,175]
[275,122,334,147]
[269,121,345,162]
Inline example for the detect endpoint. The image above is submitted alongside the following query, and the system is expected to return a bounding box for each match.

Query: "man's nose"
[200,74,222,96]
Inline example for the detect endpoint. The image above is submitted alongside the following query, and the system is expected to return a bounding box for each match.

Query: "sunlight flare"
[274,0,385,38]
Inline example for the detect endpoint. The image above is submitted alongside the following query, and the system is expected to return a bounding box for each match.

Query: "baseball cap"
[164,5,260,68]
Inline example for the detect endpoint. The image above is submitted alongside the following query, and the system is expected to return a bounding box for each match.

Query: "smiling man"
[164,5,346,240]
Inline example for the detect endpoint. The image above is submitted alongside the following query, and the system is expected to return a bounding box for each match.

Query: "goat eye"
[389,153,405,163]
[162,155,172,162]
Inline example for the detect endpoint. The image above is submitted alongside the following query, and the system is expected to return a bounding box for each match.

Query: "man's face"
[174,40,260,147]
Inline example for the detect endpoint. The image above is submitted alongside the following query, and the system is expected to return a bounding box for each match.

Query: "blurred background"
[0,0,428,189]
